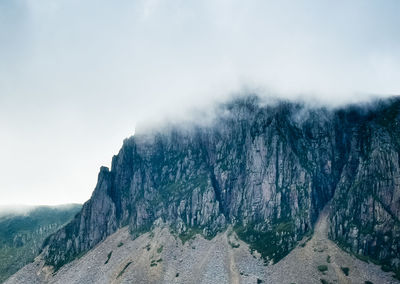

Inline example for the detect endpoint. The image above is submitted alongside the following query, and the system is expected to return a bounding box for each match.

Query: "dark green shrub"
[341,267,349,276]
[317,265,328,272]
[104,251,112,264]
[117,261,132,278]
[381,265,391,272]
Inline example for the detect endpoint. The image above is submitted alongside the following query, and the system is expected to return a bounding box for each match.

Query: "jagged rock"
[41,96,400,278]
[329,99,400,277]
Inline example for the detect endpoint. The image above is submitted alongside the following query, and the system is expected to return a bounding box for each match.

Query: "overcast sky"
[1,0,400,205]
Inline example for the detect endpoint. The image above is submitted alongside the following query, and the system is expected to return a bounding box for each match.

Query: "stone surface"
[6,208,398,284]
[35,96,400,278]
[329,99,400,277]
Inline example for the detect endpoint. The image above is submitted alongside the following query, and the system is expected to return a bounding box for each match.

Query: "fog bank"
[1,0,399,205]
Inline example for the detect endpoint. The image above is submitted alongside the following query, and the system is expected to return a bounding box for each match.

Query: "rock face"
[41,96,400,277]
[329,100,400,277]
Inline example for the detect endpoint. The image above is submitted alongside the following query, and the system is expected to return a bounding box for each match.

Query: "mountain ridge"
[23,95,400,281]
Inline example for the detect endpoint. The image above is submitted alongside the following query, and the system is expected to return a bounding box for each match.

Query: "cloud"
[0,0,399,205]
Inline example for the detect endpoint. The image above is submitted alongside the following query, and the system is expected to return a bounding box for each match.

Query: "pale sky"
[1,0,400,205]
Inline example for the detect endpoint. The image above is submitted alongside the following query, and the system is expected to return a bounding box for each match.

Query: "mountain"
[6,96,400,283]
[0,204,81,283]
[6,208,397,284]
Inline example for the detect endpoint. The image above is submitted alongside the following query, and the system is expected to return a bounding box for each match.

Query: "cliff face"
[329,100,400,277]
[41,96,400,275]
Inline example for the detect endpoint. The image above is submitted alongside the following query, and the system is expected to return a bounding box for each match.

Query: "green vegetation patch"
[317,265,328,272]
[150,258,162,267]
[341,267,349,276]
[234,220,296,264]
[229,241,240,248]
[104,251,112,265]
[381,264,392,272]
[178,227,203,244]
[117,261,132,278]
[354,253,370,263]
[0,204,81,282]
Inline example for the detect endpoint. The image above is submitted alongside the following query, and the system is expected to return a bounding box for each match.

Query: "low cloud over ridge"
[0,0,399,205]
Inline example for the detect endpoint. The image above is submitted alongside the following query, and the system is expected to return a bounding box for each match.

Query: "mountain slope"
[7,96,400,282]
[6,204,397,283]
[0,204,81,283]
[42,97,348,270]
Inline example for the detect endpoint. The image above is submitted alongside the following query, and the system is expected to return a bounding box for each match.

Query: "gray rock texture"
[6,211,398,284]
[329,100,400,277]
[40,96,400,278]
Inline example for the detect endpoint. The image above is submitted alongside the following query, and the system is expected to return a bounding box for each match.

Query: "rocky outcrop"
[41,96,400,277]
[329,99,400,277]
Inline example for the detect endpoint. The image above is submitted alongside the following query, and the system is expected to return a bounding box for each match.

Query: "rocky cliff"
[329,99,400,278]
[41,96,400,278]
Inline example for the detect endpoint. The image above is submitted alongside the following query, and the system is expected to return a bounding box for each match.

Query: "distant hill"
[0,204,81,283]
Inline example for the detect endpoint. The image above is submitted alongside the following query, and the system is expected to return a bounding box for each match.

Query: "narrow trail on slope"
[313,204,330,238]
[226,233,240,284]
[191,241,217,283]
[311,203,349,284]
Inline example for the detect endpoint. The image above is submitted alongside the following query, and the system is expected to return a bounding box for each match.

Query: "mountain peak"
[10,96,400,281]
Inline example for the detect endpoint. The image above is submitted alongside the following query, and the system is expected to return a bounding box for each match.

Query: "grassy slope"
[0,204,81,283]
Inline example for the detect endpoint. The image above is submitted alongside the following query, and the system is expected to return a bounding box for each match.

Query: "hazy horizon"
[1,0,400,205]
